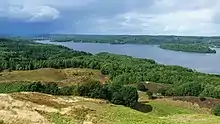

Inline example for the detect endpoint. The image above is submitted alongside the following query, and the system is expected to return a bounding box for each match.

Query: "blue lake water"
[36,40,220,74]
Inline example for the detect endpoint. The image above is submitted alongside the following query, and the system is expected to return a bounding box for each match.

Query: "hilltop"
[0,92,219,124]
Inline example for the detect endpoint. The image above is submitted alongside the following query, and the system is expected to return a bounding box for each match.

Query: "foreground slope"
[0,92,219,124]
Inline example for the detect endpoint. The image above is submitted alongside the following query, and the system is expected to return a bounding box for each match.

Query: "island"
[159,44,216,53]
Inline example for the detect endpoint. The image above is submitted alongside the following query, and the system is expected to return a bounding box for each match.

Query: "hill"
[0,92,219,124]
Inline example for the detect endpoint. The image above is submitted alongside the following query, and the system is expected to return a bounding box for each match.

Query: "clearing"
[0,68,109,86]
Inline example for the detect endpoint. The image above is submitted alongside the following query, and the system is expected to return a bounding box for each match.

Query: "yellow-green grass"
[0,92,218,124]
[0,68,109,86]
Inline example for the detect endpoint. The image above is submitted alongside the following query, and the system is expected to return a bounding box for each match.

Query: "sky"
[1,0,220,36]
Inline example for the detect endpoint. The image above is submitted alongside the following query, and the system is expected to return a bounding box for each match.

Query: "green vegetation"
[159,44,216,53]
[137,83,148,92]
[2,38,220,120]
[37,34,219,45]
[1,92,217,124]
[212,104,220,116]
[1,38,220,100]
[0,81,138,108]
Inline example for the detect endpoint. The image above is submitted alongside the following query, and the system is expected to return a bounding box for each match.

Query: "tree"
[137,82,148,92]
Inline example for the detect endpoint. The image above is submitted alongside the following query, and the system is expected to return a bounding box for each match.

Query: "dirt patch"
[11,92,70,109]
[0,94,53,124]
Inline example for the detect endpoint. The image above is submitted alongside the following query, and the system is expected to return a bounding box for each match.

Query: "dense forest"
[159,44,216,53]
[1,38,220,102]
[36,34,220,47]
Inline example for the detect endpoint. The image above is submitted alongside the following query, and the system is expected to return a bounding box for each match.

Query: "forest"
[37,34,220,47]
[159,44,216,53]
[1,38,220,105]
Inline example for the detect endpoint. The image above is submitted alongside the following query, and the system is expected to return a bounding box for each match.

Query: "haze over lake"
[36,40,220,74]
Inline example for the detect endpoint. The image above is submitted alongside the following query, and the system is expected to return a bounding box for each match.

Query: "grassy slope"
[0,92,219,124]
[0,68,109,86]
[0,68,220,124]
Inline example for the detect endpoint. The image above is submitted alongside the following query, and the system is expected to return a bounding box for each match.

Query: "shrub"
[59,86,76,95]
[20,82,45,92]
[157,88,167,96]
[199,94,206,101]
[43,83,59,95]
[137,83,148,92]
[212,104,220,116]
[75,80,107,99]
[147,91,153,99]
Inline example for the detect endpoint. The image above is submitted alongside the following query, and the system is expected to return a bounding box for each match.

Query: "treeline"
[0,38,91,70]
[1,38,220,99]
[0,81,138,108]
[159,44,216,53]
[38,34,220,47]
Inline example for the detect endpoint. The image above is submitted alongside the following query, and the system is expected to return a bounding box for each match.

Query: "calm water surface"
[36,40,220,74]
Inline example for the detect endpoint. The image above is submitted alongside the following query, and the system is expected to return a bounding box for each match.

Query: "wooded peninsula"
[159,44,216,53]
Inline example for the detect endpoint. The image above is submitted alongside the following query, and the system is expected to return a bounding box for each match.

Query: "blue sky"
[0,0,220,36]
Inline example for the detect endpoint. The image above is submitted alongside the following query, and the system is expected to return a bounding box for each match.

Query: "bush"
[147,91,153,99]
[137,83,148,92]
[59,86,76,95]
[43,83,59,95]
[75,80,107,99]
[212,104,220,116]
[157,88,167,96]
[199,94,206,101]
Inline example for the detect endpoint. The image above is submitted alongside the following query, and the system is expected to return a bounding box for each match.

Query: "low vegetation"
[212,104,220,116]
[0,92,220,124]
[0,68,109,85]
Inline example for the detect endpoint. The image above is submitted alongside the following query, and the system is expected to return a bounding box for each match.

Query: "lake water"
[36,40,220,74]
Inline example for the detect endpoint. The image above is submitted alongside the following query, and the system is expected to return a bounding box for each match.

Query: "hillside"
[0,92,219,124]
[1,38,220,123]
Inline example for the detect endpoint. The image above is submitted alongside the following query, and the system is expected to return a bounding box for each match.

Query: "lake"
[36,40,220,74]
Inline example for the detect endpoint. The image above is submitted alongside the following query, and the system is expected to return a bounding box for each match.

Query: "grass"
[0,68,220,124]
[0,68,109,86]
[44,113,76,124]
[148,101,195,116]
[1,92,220,124]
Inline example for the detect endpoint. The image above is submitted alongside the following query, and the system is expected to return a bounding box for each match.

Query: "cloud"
[7,5,60,22]
[1,0,220,35]
[86,0,220,35]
